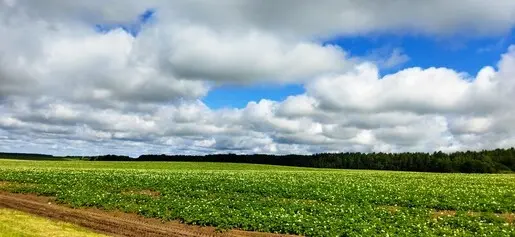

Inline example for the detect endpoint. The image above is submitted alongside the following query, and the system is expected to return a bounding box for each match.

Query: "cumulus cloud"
[305,60,513,115]
[0,4,351,102]
[157,25,350,83]
[1,1,515,156]
[0,17,209,103]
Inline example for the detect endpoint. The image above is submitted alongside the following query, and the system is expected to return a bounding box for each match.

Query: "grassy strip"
[0,208,106,237]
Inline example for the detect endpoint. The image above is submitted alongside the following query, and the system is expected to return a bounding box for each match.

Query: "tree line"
[74,148,515,173]
[0,152,65,160]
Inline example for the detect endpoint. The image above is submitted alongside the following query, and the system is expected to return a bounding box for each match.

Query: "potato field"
[0,160,514,236]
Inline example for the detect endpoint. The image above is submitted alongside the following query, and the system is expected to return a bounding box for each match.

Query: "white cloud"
[0,19,209,103]
[2,1,515,156]
[306,62,506,115]
[5,1,515,38]
[163,26,350,83]
[0,6,352,105]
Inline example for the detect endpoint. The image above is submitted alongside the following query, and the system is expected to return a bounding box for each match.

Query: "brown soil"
[0,191,299,237]
[498,213,515,224]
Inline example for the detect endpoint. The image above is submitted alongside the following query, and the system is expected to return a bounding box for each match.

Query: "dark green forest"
[0,152,69,160]
[3,148,515,173]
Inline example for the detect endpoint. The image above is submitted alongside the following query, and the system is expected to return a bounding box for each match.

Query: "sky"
[2,1,515,156]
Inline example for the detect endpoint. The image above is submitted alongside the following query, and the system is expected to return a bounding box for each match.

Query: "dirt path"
[0,192,298,237]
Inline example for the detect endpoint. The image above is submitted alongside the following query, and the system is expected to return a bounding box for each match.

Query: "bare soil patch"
[0,191,299,237]
[498,213,515,224]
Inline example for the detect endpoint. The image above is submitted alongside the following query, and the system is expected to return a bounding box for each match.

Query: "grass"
[0,159,514,236]
[0,208,106,237]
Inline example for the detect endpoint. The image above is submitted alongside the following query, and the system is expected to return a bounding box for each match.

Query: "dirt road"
[0,192,297,237]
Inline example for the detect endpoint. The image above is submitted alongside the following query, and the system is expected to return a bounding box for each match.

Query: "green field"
[0,159,514,236]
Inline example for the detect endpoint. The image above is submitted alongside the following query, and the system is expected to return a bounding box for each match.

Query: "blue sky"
[325,33,512,74]
[203,84,305,109]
